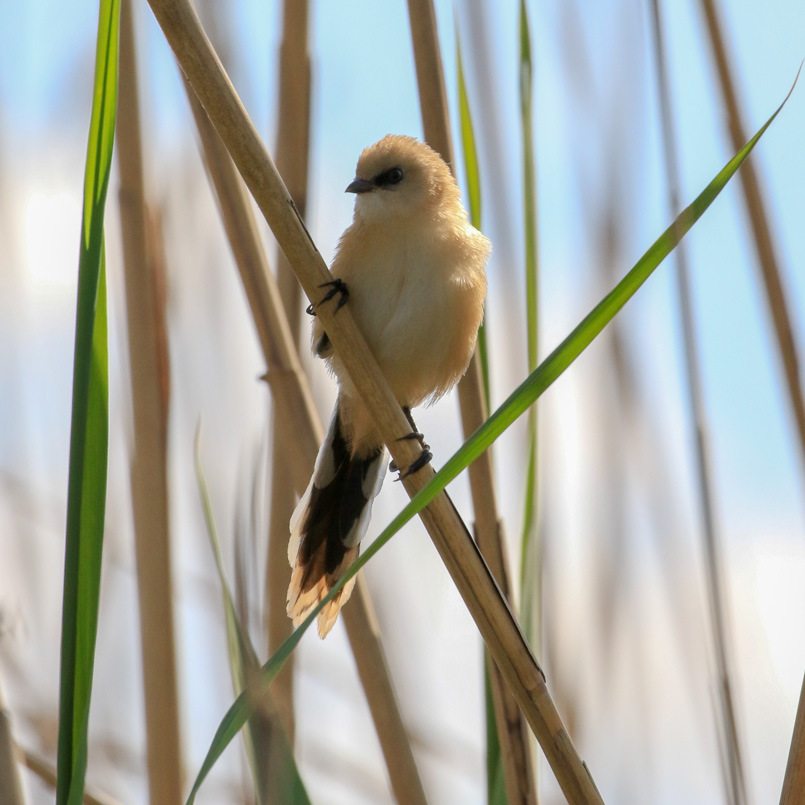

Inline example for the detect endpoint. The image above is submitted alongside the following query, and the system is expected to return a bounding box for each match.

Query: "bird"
[286,134,491,638]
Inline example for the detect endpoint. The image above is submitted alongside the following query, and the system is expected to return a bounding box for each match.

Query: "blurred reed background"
[0,0,804,803]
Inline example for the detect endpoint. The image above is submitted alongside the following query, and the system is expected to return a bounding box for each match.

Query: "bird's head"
[346,134,461,223]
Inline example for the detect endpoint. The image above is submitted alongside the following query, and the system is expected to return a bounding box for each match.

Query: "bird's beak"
[345,177,374,194]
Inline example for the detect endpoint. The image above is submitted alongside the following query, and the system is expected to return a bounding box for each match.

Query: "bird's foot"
[397,431,428,445]
[306,278,349,315]
[391,429,432,479]
[393,448,433,480]
[389,431,430,473]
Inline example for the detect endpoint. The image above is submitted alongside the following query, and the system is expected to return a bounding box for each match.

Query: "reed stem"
[265,0,313,745]
[407,2,538,802]
[116,2,183,802]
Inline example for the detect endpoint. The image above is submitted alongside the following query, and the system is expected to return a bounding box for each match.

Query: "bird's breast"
[332,226,485,407]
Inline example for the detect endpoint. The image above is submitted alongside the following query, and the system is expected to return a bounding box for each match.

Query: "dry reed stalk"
[697,0,805,490]
[184,82,429,805]
[341,582,430,805]
[266,447,296,742]
[265,0,313,745]
[406,1,538,802]
[651,4,749,805]
[19,747,123,805]
[116,2,183,803]
[780,673,805,804]
[0,678,25,805]
[146,1,603,800]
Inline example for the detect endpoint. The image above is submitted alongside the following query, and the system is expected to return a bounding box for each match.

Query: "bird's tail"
[287,404,386,638]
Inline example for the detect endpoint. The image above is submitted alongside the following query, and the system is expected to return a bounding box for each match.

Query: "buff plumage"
[287,135,490,637]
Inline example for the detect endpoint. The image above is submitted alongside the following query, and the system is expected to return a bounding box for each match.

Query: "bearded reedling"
[287,135,491,637]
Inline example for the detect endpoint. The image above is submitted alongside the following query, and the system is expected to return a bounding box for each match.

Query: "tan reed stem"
[651,4,749,805]
[265,0,313,745]
[407,1,538,802]
[698,0,805,494]
[780,672,805,804]
[116,2,183,803]
[146,0,604,799]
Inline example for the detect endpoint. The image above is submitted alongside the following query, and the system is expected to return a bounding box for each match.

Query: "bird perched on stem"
[287,134,490,637]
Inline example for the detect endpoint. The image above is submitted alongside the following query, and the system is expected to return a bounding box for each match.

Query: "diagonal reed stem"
[650,5,749,804]
[116,2,184,803]
[780,672,805,804]
[146,1,603,800]
[407,2,538,803]
[697,0,805,496]
[184,76,429,805]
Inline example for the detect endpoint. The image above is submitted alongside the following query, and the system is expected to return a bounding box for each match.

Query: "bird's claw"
[397,431,427,445]
[392,449,433,481]
[389,431,430,475]
[307,278,349,316]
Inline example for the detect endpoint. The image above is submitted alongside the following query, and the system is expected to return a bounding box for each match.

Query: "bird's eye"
[375,166,405,187]
[387,167,404,184]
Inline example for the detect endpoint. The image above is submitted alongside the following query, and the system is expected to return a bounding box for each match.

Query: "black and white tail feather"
[287,404,386,637]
